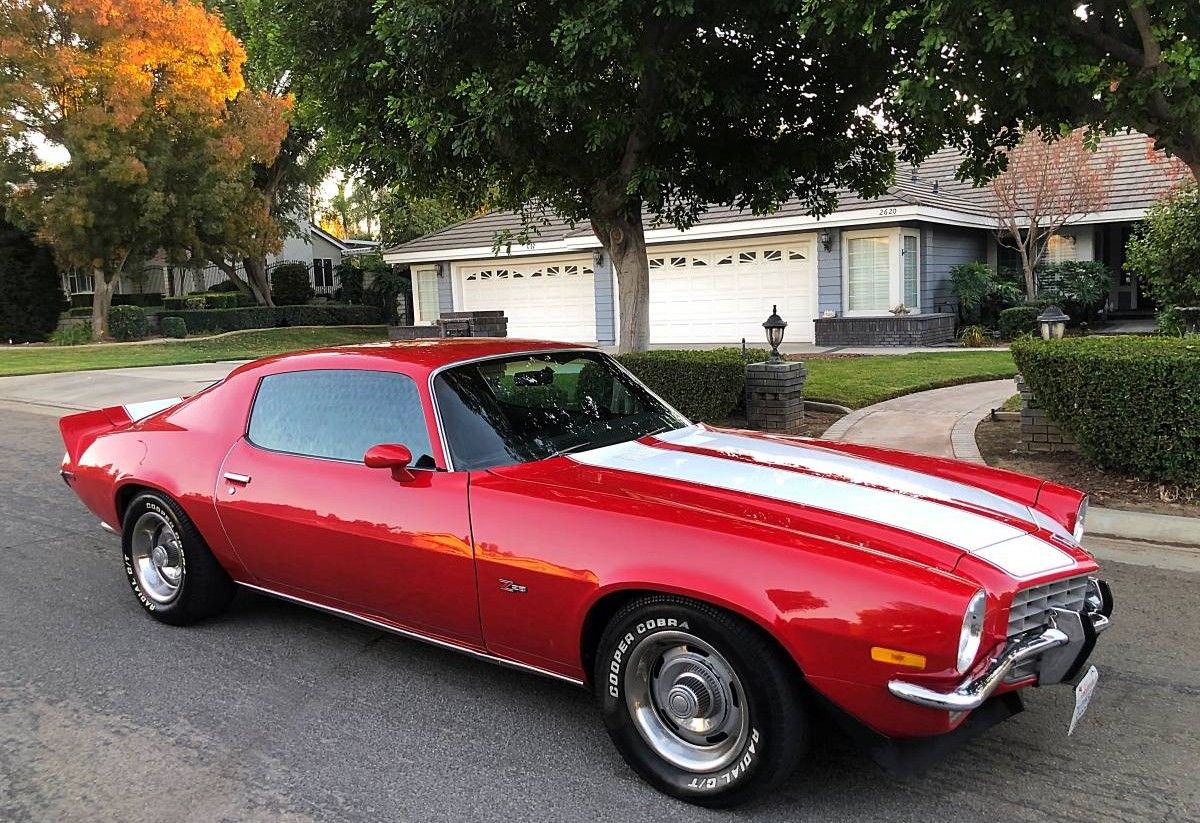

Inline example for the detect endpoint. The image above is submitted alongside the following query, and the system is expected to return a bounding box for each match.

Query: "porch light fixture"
[1037,305,1069,340]
[763,305,787,364]
[819,228,833,252]
[592,249,604,268]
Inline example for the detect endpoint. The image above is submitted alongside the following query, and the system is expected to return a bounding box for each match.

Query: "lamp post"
[1037,305,1069,340]
[763,305,787,363]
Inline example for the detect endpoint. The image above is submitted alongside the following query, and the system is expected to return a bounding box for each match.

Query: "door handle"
[223,472,251,485]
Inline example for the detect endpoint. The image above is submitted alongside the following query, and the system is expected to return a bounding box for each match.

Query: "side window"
[248,370,435,465]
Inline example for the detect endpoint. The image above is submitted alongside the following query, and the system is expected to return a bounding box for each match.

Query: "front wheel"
[595,596,807,807]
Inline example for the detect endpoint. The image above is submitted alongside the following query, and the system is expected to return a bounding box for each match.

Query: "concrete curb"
[819,406,870,441]
[1089,506,1200,547]
[804,400,852,416]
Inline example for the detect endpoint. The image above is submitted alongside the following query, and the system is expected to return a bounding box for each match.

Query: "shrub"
[1126,185,1200,315]
[959,325,990,347]
[1036,261,1112,321]
[203,292,239,309]
[112,292,163,308]
[952,262,1024,327]
[999,306,1040,340]
[50,322,93,346]
[0,217,69,342]
[160,316,187,338]
[279,304,383,326]
[163,296,189,311]
[1012,336,1200,485]
[208,279,241,293]
[271,262,314,306]
[337,261,365,304]
[108,305,148,341]
[615,348,760,421]
[67,307,93,318]
[365,262,409,324]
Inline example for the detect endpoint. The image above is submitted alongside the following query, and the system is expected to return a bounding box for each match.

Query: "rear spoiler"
[59,397,182,464]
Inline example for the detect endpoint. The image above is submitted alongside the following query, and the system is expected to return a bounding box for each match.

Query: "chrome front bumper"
[889,579,1113,712]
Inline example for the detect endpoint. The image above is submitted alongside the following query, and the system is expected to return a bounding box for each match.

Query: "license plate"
[1068,665,1099,736]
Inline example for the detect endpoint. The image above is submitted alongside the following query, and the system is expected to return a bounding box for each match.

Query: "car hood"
[562,424,1085,580]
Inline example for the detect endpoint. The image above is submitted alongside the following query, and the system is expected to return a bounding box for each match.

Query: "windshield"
[433,351,689,470]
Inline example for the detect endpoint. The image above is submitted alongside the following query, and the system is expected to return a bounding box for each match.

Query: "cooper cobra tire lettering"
[608,618,689,698]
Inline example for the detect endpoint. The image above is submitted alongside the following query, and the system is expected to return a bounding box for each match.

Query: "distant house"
[382,132,1177,346]
[61,213,380,299]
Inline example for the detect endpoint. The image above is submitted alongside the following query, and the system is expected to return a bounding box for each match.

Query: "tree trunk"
[213,259,254,298]
[591,209,649,352]
[242,256,274,306]
[91,271,116,340]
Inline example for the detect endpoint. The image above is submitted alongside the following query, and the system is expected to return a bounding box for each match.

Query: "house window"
[1045,233,1077,264]
[902,234,919,310]
[313,258,335,290]
[842,228,922,315]
[63,270,95,294]
[846,236,891,312]
[414,267,440,324]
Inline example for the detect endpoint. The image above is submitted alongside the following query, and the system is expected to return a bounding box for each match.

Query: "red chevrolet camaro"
[60,339,1113,806]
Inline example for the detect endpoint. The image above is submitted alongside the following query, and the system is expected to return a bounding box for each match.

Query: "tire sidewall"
[122,493,188,617]
[597,602,778,803]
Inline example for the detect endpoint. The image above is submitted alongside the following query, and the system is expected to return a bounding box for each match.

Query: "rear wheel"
[595,596,807,807]
[122,491,234,625]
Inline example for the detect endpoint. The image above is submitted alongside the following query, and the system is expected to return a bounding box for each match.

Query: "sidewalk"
[822,378,1200,555]
[822,379,1013,460]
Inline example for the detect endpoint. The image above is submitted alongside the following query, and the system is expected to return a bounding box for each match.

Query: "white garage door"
[456,257,597,343]
[646,238,816,345]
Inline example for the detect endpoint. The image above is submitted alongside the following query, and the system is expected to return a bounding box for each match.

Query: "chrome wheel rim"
[129,511,185,604]
[624,630,750,772]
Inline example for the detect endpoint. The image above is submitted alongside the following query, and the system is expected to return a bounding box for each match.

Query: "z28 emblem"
[498,578,527,593]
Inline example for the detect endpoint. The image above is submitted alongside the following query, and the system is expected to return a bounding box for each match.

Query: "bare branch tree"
[990,129,1117,300]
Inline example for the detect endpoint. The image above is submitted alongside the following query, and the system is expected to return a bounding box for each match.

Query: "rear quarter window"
[247,370,435,464]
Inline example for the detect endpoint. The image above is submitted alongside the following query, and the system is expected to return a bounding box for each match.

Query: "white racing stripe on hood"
[571,436,1075,578]
[658,425,1044,528]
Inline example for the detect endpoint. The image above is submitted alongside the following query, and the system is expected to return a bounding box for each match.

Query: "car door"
[214,368,481,646]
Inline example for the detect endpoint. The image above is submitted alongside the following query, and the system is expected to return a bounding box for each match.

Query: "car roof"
[226,338,597,381]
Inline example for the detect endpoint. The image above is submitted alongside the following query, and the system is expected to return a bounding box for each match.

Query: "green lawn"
[0,326,388,377]
[802,351,1017,408]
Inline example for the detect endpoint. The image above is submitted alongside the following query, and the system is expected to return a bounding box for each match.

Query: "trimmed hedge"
[615,348,765,421]
[999,305,1040,340]
[113,292,163,308]
[109,305,148,341]
[160,316,187,338]
[1012,336,1200,485]
[157,304,383,334]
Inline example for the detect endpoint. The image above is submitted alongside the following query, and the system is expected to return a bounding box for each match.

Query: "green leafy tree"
[279,1,903,351]
[811,1,1200,182]
[0,214,68,343]
[208,0,336,303]
[1126,185,1200,313]
[376,188,474,247]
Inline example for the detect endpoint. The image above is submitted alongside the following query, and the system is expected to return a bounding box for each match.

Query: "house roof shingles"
[389,132,1179,258]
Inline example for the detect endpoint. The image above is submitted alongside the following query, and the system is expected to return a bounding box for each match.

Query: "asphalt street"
[1,407,1198,822]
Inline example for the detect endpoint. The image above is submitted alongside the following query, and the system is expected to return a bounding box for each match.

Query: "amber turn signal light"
[870,646,927,670]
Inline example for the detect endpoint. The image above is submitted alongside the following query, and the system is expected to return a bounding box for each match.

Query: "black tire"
[595,595,807,807]
[121,491,235,625]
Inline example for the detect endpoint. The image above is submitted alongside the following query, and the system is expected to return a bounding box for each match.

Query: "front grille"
[1007,575,1089,637]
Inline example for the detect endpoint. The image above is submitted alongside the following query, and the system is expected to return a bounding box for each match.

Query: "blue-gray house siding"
[920,224,987,315]
[593,256,616,345]
[816,227,842,315]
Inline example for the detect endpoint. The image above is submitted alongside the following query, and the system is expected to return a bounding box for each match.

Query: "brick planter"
[388,310,508,341]
[814,313,955,346]
[1015,374,1077,453]
[745,361,806,432]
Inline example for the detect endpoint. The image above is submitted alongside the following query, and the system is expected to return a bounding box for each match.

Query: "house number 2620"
[879,207,898,216]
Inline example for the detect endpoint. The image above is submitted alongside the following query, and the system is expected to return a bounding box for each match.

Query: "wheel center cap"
[151,546,169,568]
[667,684,701,719]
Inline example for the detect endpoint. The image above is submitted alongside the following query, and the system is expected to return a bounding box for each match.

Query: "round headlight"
[1073,496,1089,543]
[957,590,987,673]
